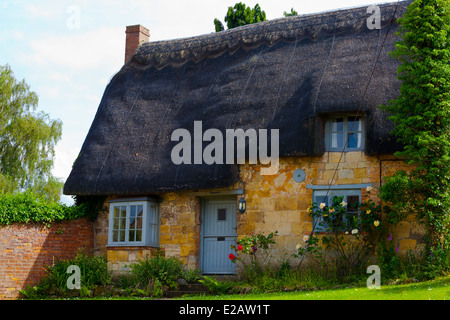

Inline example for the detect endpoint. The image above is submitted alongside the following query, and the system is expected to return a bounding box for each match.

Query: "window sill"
[311,230,370,236]
[107,244,160,249]
[326,149,364,152]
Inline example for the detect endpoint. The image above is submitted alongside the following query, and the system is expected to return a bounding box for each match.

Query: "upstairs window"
[325,115,364,151]
[108,200,159,247]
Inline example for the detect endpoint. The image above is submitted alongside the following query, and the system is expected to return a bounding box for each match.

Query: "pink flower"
[388,233,392,241]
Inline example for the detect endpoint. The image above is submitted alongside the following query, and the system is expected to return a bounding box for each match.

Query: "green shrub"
[129,252,184,290]
[199,276,234,295]
[22,250,111,298]
[182,268,202,283]
[47,251,110,291]
[0,191,102,226]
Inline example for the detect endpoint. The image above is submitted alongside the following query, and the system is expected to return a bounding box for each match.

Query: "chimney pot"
[125,25,150,63]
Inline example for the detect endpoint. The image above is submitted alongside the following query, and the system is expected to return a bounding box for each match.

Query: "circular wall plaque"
[293,169,306,183]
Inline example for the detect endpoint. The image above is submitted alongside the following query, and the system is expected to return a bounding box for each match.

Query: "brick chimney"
[125,25,150,63]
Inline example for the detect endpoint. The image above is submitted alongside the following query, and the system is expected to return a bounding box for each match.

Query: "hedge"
[0,192,101,225]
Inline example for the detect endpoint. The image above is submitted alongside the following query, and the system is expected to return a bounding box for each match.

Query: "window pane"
[113,218,119,230]
[218,209,226,221]
[148,205,156,224]
[313,195,329,232]
[129,230,135,242]
[136,217,142,230]
[347,132,361,148]
[136,206,143,229]
[347,195,360,212]
[113,231,118,242]
[332,118,344,132]
[348,117,361,132]
[332,132,343,148]
[120,217,126,229]
[136,206,143,217]
[114,207,119,218]
[136,230,142,242]
[119,230,125,242]
[129,216,135,230]
[315,196,328,206]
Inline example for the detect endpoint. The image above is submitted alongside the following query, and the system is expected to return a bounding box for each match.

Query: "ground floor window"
[313,189,360,232]
[108,199,159,246]
[307,184,371,232]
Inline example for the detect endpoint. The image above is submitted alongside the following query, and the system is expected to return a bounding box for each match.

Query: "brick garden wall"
[0,218,93,300]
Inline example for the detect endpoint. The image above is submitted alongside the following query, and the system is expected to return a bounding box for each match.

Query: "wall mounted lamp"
[238,197,246,214]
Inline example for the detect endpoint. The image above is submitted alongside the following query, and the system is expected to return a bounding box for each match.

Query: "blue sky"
[0,0,389,204]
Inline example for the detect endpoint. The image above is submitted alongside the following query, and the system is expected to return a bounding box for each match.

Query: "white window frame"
[325,115,365,152]
[108,199,159,247]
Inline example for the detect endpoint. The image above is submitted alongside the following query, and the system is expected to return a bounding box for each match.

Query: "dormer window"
[325,115,364,152]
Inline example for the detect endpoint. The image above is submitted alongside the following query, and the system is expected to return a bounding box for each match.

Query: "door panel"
[201,199,237,274]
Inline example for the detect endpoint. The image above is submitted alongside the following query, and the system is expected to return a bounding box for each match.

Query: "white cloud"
[53,141,80,181]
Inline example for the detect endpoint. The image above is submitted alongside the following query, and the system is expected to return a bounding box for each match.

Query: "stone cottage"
[64,0,423,275]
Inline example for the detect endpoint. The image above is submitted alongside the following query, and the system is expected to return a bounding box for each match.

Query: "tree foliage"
[0,64,63,200]
[379,0,450,274]
[283,8,298,17]
[214,2,266,32]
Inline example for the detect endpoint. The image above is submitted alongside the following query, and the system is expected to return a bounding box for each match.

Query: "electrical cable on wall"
[300,0,401,267]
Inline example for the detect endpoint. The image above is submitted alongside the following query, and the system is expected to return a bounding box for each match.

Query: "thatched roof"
[64,1,410,196]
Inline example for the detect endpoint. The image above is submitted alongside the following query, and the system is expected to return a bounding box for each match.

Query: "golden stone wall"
[95,151,424,274]
[237,152,424,261]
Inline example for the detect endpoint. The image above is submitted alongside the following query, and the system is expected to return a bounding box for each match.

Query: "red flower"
[237,244,243,251]
[229,253,236,260]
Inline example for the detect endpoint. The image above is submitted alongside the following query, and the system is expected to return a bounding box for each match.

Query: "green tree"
[379,0,450,275]
[214,18,225,32]
[0,64,63,201]
[214,2,266,32]
[283,8,298,17]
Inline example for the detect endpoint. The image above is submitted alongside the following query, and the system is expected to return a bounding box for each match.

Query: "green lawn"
[181,276,450,300]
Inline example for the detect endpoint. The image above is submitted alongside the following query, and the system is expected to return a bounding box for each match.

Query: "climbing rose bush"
[294,187,389,277]
[229,231,278,276]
